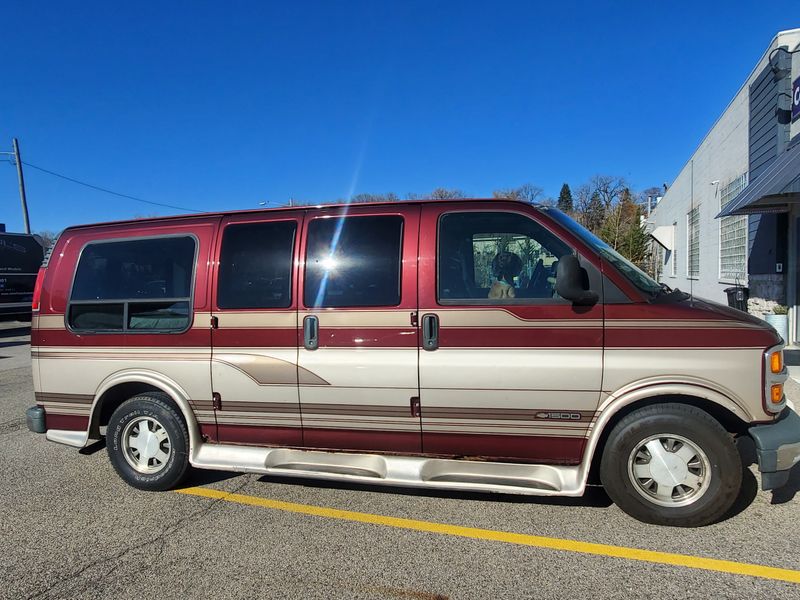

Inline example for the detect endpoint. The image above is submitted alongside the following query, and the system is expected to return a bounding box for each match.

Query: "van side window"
[217,221,296,309]
[68,236,196,332]
[304,215,403,308]
[438,212,571,303]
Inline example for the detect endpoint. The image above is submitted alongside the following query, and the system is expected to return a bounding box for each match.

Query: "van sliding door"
[210,212,303,446]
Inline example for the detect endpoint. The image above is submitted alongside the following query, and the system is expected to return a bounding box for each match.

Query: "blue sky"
[1,1,797,233]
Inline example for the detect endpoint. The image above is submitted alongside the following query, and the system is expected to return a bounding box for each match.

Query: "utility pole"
[13,139,31,233]
[3,138,32,234]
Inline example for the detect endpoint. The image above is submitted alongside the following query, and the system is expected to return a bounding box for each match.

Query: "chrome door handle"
[421,313,439,351]
[303,315,319,350]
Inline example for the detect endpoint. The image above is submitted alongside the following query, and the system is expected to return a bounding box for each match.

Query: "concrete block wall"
[650,30,800,306]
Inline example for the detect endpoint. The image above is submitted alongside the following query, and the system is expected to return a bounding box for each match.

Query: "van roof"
[63,197,544,232]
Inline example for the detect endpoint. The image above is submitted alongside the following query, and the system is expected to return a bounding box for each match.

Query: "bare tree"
[588,175,627,210]
[640,186,663,215]
[574,185,605,234]
[348,193,400,203]
[33,230,58,250]
[492,183,544,204]
[574,184,592,217]
[641,186,662,200]
[429,187,466,200]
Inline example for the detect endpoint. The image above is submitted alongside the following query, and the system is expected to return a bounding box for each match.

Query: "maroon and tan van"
[25,199,800,526]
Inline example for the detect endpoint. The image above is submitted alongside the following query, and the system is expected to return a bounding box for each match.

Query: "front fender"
[598,377,752,423]
[577,379,751,486]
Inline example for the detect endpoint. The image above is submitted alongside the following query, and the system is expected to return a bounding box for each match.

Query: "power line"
[21,160,201,213]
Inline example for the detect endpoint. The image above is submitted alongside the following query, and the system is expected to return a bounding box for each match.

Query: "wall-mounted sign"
[793,75,800,123]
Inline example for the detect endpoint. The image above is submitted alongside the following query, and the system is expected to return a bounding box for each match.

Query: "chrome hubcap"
[122,417,171,474]
[627,434,711,507]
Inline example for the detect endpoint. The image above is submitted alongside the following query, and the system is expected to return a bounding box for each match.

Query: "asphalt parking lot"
[2,321,800,599]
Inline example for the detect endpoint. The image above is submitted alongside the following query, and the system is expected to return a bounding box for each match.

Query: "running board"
[191,443,586,497]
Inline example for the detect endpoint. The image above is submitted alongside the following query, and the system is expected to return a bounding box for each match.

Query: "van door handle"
[303,315,319,350]
[421,313,439,351]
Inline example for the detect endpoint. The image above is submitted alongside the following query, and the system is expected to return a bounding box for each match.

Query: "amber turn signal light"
[771,384,784,404]
[770,352,783,374]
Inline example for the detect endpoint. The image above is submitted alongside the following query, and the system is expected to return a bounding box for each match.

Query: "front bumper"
[749,402,800,490]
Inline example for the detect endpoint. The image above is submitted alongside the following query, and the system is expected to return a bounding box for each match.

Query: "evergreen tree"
[598,189,650,267]
[584,191,605,234]
[557,183,573,212]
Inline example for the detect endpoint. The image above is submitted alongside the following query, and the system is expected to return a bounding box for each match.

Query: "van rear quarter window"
[68,235,196,332]
[304,215,403,308]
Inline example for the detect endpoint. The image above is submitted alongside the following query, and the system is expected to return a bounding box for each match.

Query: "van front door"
[417,205,603,464]
[297,205,422,453]
[211,212,303,446]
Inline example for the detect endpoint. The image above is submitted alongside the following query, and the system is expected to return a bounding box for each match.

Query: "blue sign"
[793,76,800,123]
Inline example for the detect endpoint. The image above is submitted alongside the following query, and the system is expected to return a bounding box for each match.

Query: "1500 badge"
[535,412,582,421]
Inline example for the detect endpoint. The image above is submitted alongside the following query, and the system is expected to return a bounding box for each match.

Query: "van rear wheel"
[107,392,190,491]
[599,403,741,526]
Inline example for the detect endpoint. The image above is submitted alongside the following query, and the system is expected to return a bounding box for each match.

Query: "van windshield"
[542,207,663,297]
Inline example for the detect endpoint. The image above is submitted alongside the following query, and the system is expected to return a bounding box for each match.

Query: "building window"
[69,236,196,332]
[719,173,748,282]
[687,208,699,279]
[304,215,403,308]
[652,244,664,281]
[670,222,677,277]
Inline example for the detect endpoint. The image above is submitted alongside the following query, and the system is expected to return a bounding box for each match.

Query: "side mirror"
[555,254,599,306]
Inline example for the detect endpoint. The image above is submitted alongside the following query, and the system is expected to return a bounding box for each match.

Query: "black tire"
[599,403,741,527]
[107,392,190,491]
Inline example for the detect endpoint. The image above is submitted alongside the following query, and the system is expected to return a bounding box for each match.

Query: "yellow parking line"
[176,486,800,585]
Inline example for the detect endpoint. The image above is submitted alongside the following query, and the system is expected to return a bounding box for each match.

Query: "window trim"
[66,233,199,335]
[435,209,574,306]
[216,219,298,311]
[670,222,677,278]
[302,214,405,309]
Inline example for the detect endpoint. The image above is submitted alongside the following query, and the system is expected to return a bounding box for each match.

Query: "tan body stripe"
[33,351,210,360]
[35,312,212,330]
[36,311,764,330]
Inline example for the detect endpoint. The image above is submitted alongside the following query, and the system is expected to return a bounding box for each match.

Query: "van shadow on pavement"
[254,469,761,526]
[0,340,30,349]
[0,325,30,339]
[255,473,614,508]
[770,463,800,505]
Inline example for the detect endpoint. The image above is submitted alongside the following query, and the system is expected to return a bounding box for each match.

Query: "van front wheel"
[107,393,190,491]
[599,403,741,526]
